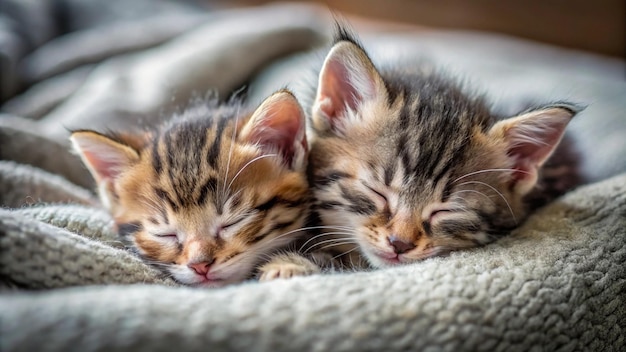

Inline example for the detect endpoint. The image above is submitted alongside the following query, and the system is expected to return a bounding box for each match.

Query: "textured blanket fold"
[1,207,176,289]
[1,174,625,351]
[0,2,624,351]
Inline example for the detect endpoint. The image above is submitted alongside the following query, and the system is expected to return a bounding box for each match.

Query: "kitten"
[306,28,583,268]
[71,90,315,287]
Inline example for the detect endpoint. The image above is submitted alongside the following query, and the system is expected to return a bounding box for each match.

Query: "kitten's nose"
[188,259,214,276]
[388,235,415,254]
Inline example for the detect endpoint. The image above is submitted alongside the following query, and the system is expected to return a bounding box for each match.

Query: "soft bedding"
[0,2,624,351]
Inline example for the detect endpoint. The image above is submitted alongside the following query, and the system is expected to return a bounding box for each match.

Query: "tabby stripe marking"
[400,149,412,180]
[314,171,351,187]
[248,217,299,244]
[422,221,432,236]
[189,122,207,174]
[152,133,162,174]
[160,207,169,225]
[271,219,297,232]
[207,118,228,168]
[255,196,299,212]
[416,146,436,181]
[164,130,186,206]
[432,145,465,187]
[317,201,343,210]
[155,188,179,212]
[384,162,395,187]
[118,222,143,238]
[196,176,218,206]
[439,219,481,238]
[339,185,376,215]
[398,102,411,130]
[248,224,271,244]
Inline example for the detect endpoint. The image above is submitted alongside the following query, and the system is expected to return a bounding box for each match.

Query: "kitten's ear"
[70,131,140,184]
[240,90,308,170]
[489,104,579,195]
[313,40,387,134]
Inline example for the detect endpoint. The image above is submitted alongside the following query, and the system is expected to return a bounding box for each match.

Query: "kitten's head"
[309,33,578,268]
[71,90,310,286]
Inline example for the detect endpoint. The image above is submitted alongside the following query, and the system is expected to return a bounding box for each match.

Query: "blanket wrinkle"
[0,161,97,208]
[37,4,329,144]
[0,209,176,289]
[19,12,211,86]
[0,121,93,188]
[15,204,116,242]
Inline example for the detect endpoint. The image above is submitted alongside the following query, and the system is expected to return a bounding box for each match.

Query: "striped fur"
[71,90,312,287]
[308,27,583,268]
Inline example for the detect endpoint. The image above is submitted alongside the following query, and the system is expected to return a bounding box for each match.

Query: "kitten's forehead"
[155,112,239,172]
[312,85,497,209]
[143,106,256,210]
[365,81,492,177]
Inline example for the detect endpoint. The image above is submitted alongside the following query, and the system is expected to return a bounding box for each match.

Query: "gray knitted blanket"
[1,174,625,351]
[1,2,625,351]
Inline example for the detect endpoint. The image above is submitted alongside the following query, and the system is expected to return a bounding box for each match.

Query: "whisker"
[332,246,360,260]
[442,202,471,212]
[227,153,278,190]
[303,237,357,253]
[349,253,356,271]
[222,104,240,199]
[318,242,358,251]
[452,168,531,185]
[269,225,354,243]
[143,260,173,268]
[298,232,353,252]
[136,198,164,216]
[449,189,497,207]
[457,181,517,224]
[149,263,173,268]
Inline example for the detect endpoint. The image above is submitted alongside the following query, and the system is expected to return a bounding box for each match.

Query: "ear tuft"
[313,40,386,134]
[490,105,577,194]
[70,131,140,183]
[240,90,308,170]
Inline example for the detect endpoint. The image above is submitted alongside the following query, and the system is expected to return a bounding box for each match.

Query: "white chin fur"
[365,255,390,269]
[168,264,250,287]
[360,248,393,269]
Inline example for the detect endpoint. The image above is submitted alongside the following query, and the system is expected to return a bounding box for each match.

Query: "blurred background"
[221,0,625,57]
[1,0,624,104]
[1,0,625,184]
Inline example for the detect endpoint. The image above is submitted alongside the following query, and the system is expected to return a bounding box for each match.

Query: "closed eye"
[222,218,244,230]
[365,185,388,203]
[155,232,178,239]
[428,209,454,223]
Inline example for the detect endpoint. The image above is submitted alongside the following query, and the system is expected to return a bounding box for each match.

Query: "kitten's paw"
[258,253,320,282]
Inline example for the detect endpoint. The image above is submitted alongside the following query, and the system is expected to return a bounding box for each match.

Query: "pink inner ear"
[509,141,552,179]
[82,150,124,181]
[71,133,138,183]
[247,99,306,167]
[506,115,570,181]
[318,58,361,119]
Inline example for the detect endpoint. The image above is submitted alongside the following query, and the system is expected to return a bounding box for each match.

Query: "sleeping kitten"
[306,28,583,268]
[71,90,314,286]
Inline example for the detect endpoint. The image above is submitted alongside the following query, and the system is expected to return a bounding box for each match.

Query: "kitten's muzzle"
[388,235,415,254]
[188,259,215,276]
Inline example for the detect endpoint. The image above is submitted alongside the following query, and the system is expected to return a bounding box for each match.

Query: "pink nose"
[388,235,415,254]
[188,261,213,276]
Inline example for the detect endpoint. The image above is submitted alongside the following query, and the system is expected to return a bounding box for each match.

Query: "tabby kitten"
[307,28,583,268]
[71,90,313,287]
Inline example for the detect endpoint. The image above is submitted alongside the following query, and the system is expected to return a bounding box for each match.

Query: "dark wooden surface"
[218,0,625,58]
